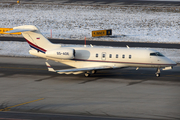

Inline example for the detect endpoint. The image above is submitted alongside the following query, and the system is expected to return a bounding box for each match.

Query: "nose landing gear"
[155,68,161,77]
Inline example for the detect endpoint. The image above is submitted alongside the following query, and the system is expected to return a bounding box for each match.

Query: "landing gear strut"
[155,68,161,77]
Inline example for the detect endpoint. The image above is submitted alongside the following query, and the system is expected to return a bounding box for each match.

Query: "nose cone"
[171,60,177,66]
[166,58,177,66]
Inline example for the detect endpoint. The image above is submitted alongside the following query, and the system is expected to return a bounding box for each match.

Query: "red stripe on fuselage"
[25,39,46,52]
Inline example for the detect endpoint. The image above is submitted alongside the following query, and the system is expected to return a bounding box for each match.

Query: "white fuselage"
[30,46,176,69]
[7,25,177,76]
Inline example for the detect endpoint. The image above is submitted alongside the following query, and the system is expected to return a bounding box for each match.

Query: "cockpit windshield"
[150,52,164,57]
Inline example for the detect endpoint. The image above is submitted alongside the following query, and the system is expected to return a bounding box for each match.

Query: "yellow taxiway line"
[0,66,46,70]
[0,98,44,111]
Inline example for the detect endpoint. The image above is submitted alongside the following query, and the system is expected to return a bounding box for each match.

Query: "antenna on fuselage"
[90,44,93,47]
[126,45,130,49]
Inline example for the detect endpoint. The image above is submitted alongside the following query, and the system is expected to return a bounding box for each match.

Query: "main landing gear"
[155,68,161,77]
[84,71,91,77]
[84,70,97,77]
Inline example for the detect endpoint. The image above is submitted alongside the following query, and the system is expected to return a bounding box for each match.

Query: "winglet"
[45,62,56,72]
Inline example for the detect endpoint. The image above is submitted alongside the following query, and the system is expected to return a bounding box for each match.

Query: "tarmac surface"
[0,56,180,120]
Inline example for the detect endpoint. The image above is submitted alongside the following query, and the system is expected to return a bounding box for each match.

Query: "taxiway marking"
[0,66,46,70]
[0,98,44,111]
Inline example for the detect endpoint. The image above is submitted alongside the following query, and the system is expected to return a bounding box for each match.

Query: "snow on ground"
[0,41,179,63]
[0,3,180,43]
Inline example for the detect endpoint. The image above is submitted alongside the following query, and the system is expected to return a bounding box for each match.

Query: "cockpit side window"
[150,53,156,56]
[156,52,164,56]
[150,52,164,57]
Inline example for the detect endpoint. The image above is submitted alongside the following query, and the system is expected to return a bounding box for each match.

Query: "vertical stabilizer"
[7,25,59,53]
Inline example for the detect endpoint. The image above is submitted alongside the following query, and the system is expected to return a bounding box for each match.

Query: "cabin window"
[96,53,98,58]
[116,54,118,58]
[129,55,131,59]
[109,54,112,58]
[122,54,125,58]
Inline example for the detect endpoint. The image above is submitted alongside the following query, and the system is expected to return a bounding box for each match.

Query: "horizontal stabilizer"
[6,25,38,33]
[6,29,33,33]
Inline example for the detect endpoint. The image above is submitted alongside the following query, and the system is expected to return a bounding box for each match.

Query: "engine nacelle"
[46,48,75,59]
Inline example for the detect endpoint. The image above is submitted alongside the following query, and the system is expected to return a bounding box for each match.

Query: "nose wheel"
[155,68,161,77]
[155,73,160,77]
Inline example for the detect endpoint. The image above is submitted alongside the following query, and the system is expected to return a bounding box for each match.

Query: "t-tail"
[6,25,60,53]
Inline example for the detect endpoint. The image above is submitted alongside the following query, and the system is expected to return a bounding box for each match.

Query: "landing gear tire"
[155,68,161,77]
[156,73,160,77]
[84,72,90,77]
[91,70,97,74]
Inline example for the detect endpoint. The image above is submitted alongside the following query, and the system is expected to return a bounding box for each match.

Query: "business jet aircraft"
[7,25,177,77]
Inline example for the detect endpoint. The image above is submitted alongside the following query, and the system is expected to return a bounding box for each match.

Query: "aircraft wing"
[45,62,126,75]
